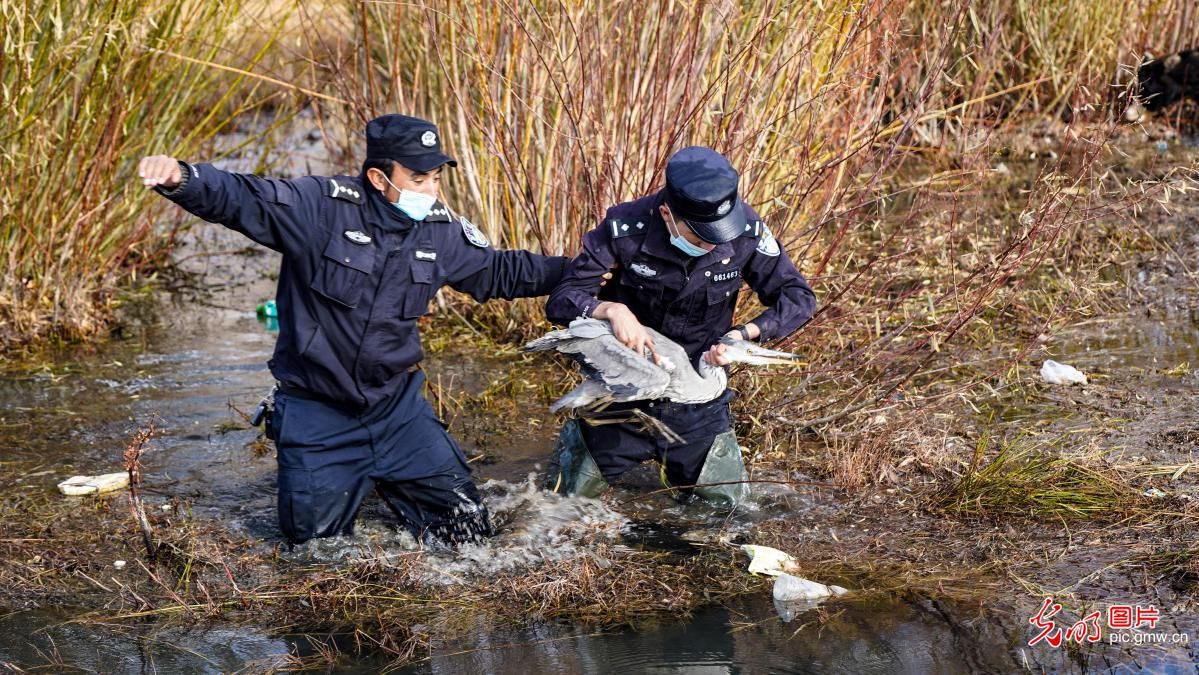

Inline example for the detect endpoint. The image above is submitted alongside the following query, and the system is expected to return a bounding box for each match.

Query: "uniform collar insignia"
[424,201,453,222]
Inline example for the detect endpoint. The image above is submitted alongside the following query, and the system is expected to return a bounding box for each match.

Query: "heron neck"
[698,359,728,385]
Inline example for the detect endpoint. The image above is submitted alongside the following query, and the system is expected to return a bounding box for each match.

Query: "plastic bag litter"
[1040,360,1088,385]
[773,573,849,602]
[57,472,129,496]
[772,573,849,622]
[741,544,800,576]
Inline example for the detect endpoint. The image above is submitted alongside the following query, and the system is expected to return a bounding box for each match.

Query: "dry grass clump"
[813,422,971,490]
[1135,544,1199,593]
[487,545,725,622]
[938,433,1141,520]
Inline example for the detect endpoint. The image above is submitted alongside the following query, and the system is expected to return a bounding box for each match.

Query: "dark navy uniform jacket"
[546,193,816,362]
[162,163,568,410]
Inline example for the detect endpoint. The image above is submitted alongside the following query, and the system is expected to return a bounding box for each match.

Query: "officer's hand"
[596,302,660,364]
[704,340,732,367]
[138,155,182,189]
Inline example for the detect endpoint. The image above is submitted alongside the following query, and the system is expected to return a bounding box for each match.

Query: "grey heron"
[523,318,803,414]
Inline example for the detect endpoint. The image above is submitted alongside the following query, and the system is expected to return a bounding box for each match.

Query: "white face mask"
[379,172,436,221]
[665,211,710,257]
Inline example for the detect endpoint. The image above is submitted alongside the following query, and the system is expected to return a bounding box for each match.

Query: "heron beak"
[718,337,805,366]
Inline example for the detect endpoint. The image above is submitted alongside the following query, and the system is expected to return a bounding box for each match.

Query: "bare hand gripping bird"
[523,318,803,418]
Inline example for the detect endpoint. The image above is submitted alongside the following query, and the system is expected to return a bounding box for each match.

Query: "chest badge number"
[415,250,437,261]
[630,263,658,278]
[343,230,372,245]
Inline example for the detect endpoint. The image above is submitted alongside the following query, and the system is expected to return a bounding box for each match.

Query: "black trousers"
[578,389,735,487]
[270,370,492,546]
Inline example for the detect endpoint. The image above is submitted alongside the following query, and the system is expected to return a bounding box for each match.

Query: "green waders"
[692,430,749,508]
[548,418,609,498]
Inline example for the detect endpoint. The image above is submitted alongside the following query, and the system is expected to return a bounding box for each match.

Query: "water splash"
[283,473,626,581]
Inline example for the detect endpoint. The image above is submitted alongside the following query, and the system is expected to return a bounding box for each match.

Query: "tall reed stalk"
[290,0,1192,429]
[0,0,273,349]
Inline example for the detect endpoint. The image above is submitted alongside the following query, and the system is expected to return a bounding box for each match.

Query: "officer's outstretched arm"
[140,156,316,254]
[443,223,568,301]
[139,155,183,189]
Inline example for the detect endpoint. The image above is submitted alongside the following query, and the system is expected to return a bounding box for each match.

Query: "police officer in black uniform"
[139,114,568,546]
[545,146,816,506]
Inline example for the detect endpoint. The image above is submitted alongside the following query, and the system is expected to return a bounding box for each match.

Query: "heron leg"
[627,410,685,445]
[692,431,748,509]
[581,409,684,445]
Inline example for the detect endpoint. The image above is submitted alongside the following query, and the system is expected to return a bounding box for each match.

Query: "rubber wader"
[549,418,608,498]
[693,430,748,508]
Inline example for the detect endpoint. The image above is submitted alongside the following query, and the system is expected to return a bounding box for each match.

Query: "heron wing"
[557,333,672,400]
[521,318,614,352]
[549,379,613,412]
[521,327,579,352]
[564,317,616,339]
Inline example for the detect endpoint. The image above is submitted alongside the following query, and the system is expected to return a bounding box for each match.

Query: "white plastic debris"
[772,573,849,602]
[113,560,127,570]
[1040,359,1088,385]
[772,573,849,622]
[741,544,800,576]
[57,472,130,496]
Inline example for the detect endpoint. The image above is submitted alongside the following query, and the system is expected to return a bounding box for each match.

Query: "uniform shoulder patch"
[459,216,490,248]
[608,217,650,239]
[425,201,452,223]
[755,222,780,257]
[326,178,363,204]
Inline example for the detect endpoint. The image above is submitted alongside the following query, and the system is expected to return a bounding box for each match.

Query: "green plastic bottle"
[255,299,278,318]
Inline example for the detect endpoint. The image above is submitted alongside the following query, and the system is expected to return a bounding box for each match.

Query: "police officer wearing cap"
[138,114,569,546]
[545,146,816,506]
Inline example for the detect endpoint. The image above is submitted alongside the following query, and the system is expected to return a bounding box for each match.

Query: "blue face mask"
[666,212,710,257]
[380,172,437,221]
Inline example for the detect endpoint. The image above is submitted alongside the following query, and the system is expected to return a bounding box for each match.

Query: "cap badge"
[343,230,372,245]
[716,199,732,216]
[420,131,437,147]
